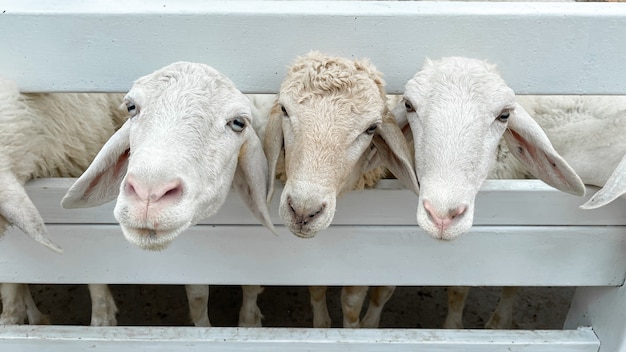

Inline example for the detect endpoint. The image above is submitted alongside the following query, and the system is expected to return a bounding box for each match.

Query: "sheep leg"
[238,285,264,327]
[88,284,117,326]
[23,285,50,325]
[443,286,470,329]
[485,286,518,329]
[0,283,27,324]
[341,286,368,328]
[360,285,396,328]
[185,284,211,327]
[309,286,331,328]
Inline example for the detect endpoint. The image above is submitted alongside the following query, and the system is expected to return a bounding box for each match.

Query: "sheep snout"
[422,199,467,233]
[286,196,326,227]
[417,197,473,241]
[115,175,191,250]
[124,174,183,206]
[279,183,336,238]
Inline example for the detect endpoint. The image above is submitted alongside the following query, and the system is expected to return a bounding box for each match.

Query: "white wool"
[488,95,626,185]
[0,75,126,326]
[0,80,126,183]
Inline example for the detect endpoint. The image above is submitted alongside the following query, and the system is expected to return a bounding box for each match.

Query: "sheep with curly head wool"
[0,76,127,326]
[62,61,275,327]
[263,52,419,328]
[395,56,626,329]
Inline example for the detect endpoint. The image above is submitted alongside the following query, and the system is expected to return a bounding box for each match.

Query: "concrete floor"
[26,284,574,329]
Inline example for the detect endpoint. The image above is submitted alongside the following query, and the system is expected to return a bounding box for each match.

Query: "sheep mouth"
[289,228,319,239]
[121,225,188,251]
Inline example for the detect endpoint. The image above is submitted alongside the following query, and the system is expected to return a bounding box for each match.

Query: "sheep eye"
[365,123,378,135]
[125,101,139,117]
[228,117,246,132]
[281,105,289,117]
[497,110,510,122]
[404,100,415,113]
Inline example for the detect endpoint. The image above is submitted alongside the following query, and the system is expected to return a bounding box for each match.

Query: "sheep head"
[264,52,418,238]
[399,56,585,240]
[62,62,274,250]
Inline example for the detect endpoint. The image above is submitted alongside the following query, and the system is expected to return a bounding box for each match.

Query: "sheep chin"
[416,202,475,242]
[289,229,319,239]
[121,225,189,251]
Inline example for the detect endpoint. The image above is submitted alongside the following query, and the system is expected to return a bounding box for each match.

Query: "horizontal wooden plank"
[0,326,599,352]
[24,179,626,226]
[2,224,625,286]
[1,1,626,94]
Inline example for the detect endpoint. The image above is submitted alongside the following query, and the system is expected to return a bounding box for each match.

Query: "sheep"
[0,75,127,326]
[263,52,419,328]
[520,96,626,210]
[396,56,626,329]
[61,61,275,327]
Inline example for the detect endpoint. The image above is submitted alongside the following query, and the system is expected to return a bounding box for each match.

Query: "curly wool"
[270,52,396,193]
[273,152,387,191]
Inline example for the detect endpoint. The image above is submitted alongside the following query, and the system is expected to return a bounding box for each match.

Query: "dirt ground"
[26,284,574,329]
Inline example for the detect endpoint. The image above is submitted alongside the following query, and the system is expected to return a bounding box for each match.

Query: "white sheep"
[263,52,419,328]
[0,76,126,326]
[61,61,275,327]
[396,56,625,329]
[519,96,626,211]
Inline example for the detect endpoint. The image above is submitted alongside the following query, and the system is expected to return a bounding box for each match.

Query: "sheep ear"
[581,153,626,209]
[390,98,415,145]
[233,128,276,234]
[503,102,585,196]
[263,103,284,204]
[0,172,63,253]
[61,121,131,208]
[369,110,420,195]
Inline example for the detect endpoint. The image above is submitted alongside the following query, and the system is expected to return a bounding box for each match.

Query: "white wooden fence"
[0,1,625,351]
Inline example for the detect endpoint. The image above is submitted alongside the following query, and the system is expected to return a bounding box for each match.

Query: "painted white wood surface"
[0,1,625,94]
[3,224,626,286]
[1,178,624,286]
[23,178,626,226]
[1,1,625,351]
[0,326,600,352]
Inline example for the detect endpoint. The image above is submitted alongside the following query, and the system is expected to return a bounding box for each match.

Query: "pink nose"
[124,175,183,205]
[423,199,467,231]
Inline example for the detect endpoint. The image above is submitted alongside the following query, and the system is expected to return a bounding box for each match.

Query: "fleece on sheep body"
[0,76,126,326]
[487,95,626,186]
[0,88,126,182]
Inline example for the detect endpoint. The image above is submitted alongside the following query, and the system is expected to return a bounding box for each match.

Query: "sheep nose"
[423,199,467,232]
[286,195,326,226]
[124,175,183,205]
